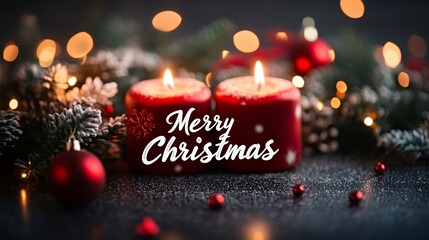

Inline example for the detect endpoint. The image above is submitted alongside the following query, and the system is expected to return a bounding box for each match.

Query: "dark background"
[1,0,428,59]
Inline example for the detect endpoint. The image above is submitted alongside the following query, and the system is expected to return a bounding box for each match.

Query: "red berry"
[208,193,225,209]
[135,217,160,237]
[375,161,386,175]
[349,190,363,205]
[292,184,305,197]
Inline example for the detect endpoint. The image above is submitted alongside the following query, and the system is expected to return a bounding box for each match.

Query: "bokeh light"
[292,75,305,88]
[383,41,402,69]
[152,11,182,32]
[68,76,77,86]
[328,49,336,62]
[36,39,56,58]
[397,72,410,88]
[336,80,348,93]
[67,32,94,59]
[302,17,315,27]
[222,50,229,59]
[303,26,318,42]
[276,32,288,41]
[330,97,341,109]
[9,99,18,110]
[233,30,260,53]
[340,0,365,19]
[316,101,324,111]
[37,39,57,67]
[363,117,374,126]
[3,43,19,62]
[408,35,427,59]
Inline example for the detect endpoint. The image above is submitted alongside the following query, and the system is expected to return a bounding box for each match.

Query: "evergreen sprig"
[43,104,102,157]
[0,111,22,156]
[170,18,236,72]
[378,127,429,159]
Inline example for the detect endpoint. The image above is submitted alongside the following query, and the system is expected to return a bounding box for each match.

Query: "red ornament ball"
[102,105,115,118]
[47,149,106,205]
[375,161,386,175]
[292,184,305,197]
[208,193,225,209]
[349,190,363,205]
[135,217,160,237]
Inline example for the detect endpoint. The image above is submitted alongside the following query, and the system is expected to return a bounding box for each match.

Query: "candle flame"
[254,61,265,90]
[163,69,174,90]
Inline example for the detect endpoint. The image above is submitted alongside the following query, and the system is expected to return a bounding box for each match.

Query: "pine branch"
[378,127,429,159]
[169,18,236,72]
[43,104,102,157]
[14,153,47,181]
[86,115,126,163]
[0,111,22,156]
[66,76,118,106]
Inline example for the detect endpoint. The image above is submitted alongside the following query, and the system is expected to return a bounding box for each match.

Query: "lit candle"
[214,61,301,172]
[125,69,212,174]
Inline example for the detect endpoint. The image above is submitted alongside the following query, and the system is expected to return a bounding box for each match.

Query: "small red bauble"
[102,105,115,118]
[47,142,105,205]
[135,217,160,237]
[208,193,225,209]
[292,184,305,197]
[375,161,386,175]
[349,190,363,205]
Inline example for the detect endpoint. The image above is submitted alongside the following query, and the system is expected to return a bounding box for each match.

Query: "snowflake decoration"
[127,109,155,139]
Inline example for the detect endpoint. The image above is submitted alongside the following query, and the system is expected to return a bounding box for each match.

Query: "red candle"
[125,69,212,174]
[214,61,301,172]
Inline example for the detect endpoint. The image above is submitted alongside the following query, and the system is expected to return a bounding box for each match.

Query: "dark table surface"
[1,153,429,240]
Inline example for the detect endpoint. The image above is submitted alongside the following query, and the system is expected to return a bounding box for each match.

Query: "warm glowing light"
[68,76,77,86]
[20,189,27,203]
[243,219,271,240]
[163,69,174,90]
[39,46,56,61]
[205,72,213,87]
[152,11,182,32]
[383,41,402,69]
[330,97,341,109]
[302,17,315,27]
[328,49,336,62]
[340,0,365,19]
[398,72,410,88]
[20,188,28,220]
[303,26,318,42]
[67,32,94,59]
[3,43,19,62]
[336,80,348,93]
[36,39,56,58]
[222,50,229,59]
[9,99,18,110]
[316,101,324,111]
[276,32,288,41]
[254,61,265,90]
[364,117,374,126]
[233,30,260,53]
[408,35,427,59]
[21,173,28,179]
[38,45,56,68]
[292,75,305,88]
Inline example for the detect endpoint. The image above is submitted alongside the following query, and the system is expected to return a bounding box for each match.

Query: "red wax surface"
[126,78,212,174]
[214,76,301,173]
